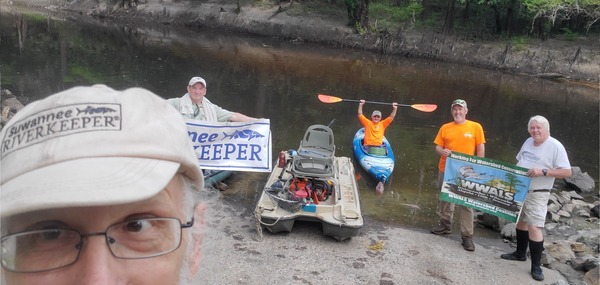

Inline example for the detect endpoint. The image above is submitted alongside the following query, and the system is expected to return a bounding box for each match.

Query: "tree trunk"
[344,0,358,27]
[356,0,370,30]
[536,17,547,40]
[442,0,456,35]
[505,6,513,36]
[491,4,502,34]
[420,0,432,20]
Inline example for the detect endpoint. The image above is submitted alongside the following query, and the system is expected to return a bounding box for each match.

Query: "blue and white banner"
[185,119,272,172]
[441,153,531,223]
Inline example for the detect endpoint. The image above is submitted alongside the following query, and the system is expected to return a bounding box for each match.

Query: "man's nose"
[72,235,122,284]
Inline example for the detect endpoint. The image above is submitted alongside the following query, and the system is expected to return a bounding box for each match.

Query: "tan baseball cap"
[371,110,382,117]
[1,85,203,217]
[451,99,468,109]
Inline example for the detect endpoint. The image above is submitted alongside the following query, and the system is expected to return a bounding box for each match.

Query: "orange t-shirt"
[358,115,393,146]
[434,120,486,172]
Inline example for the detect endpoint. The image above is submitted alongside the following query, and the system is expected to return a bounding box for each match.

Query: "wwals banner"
[185,119,272,172]
[441,153,531,222]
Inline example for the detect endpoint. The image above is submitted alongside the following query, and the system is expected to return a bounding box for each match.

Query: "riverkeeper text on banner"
[185,119,272,172]
[441,152,531,223]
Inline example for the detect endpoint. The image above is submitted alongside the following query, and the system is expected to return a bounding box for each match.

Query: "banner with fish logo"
[185,118,272,172]
[441,152,531,223]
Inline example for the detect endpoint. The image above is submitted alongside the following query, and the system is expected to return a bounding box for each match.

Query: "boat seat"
[296,124,335,159]
[362,145,388,156]
[291,156,334,177]
[292,124,336,177]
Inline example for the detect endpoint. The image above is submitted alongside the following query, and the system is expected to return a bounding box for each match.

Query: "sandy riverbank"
[193,187,569,284]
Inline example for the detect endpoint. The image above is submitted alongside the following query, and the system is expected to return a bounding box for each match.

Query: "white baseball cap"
[188,76,207,87]
[0,85,203,217]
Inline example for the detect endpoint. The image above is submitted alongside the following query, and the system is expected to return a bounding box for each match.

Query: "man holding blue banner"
[430,99,486,252]
[500,116,571,281]
[168,76,257,122]
[168,76,260,190]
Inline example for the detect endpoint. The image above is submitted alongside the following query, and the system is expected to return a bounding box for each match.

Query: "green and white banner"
[441,153,531,223]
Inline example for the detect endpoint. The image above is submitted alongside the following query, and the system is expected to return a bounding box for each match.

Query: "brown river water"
[1,12,597,234]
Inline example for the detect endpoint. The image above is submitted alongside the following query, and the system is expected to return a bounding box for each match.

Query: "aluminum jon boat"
[254,124,363,241]
[352,128,394,193]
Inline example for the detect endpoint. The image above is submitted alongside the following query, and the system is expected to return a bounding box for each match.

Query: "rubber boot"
[500,229,528,261]
[529,239,545,281]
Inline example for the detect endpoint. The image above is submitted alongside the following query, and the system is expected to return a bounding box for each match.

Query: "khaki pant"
[436,171,474,238]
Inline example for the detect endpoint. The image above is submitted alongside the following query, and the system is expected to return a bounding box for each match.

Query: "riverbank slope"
[3,0,599,85]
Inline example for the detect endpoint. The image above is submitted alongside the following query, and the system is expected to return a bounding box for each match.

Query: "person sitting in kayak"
[357,99,398,155]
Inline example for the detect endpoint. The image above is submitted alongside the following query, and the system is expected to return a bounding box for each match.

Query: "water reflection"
[1,11,597,232]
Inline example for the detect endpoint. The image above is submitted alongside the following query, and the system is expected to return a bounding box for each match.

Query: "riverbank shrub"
[510,36,529,51]
[369,0,423,31]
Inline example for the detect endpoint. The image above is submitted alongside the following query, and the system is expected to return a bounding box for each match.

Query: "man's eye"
[125,220,151,232]
[41,230,62,240]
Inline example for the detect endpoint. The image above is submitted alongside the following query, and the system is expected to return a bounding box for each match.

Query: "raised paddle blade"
[411,104,438,112]
[317,94,343,103]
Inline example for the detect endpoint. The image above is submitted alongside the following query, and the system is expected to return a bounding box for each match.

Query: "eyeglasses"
[1,217,194,273]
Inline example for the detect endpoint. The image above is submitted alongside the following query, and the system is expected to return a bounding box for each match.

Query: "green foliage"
[419,11,443,29]
[511,36,529,51]
[27,13,48,21]
[368,0,423,31]
[370,0,423,22]
[559,27,579,41]
[355,22,367,35]
[251,0,597,37]
[66,65,101,83]
[523,0,599,32]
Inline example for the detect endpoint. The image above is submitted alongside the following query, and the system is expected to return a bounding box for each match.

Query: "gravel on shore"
[194,189,567,285]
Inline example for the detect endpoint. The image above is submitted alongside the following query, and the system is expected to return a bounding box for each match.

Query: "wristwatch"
[542,169,548,176]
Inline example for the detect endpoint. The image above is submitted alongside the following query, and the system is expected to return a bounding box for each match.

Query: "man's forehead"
[189,82,205,88]
[3,175,187,232]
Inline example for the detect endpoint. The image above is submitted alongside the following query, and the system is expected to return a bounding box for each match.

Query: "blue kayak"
[352,128,395,186]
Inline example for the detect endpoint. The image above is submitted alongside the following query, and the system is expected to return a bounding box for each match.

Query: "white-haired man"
[500,115,571,281]
[1,85,206,284]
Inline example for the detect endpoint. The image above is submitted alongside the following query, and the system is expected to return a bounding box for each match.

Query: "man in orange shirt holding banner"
[430,99,485,252]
